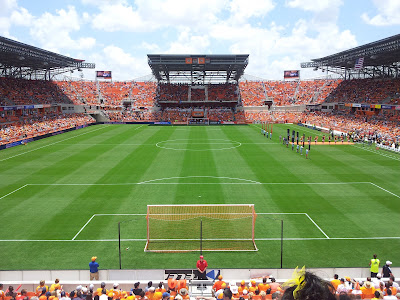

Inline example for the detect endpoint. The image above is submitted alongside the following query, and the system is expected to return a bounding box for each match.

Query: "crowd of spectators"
[0,113,95,145]
[1,270,398,300]
[160,108,191,122]
[300,110,400,144]
[0,78,72,105]
[207,109,234,122]
[191,88,206,102]
[158,84,188,103]
[106,110,161,122]
[239,81,267,106]
[325,79,400,104]
[208,84,238,102]
[244,111,274,123]
[131,82,157,108]
[98,82,131,106]
[238,80,341,107]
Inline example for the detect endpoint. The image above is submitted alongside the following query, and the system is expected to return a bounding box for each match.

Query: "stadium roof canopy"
[301,34,400,79]
[0,36,95,80]
[147,54,249,84]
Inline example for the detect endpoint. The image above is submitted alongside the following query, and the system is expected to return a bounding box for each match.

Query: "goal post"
[145,204,257,252]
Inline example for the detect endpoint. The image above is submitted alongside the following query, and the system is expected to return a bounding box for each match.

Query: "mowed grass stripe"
[0,124,399,270]
[0,126,138,216]
[0,125,151,239]
[175,127,226,205]
[0,124,108,163]
[220,126,331,239]
[65,126,177,240]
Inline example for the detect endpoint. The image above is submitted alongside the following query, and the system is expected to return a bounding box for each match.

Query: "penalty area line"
[1,236,400,242]
[0,184,28,200]
[305,213,330,239]
[369,182,400,199]
[72,214,96,240]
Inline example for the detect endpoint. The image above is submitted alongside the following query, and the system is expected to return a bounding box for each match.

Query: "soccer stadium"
[1,25,400,300]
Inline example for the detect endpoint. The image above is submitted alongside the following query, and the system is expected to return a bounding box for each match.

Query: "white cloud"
[29,6,96,52]
[0,0,17,15]
[0,0,17,36]
[166,28,211,54]
[10,7,33,26]
[208,15,356,79]
[88,45,150,80]
[90,0,227,32]
[141,42,161,52]
[286,0,343,12]
[361,0,400,26]
[230,0,275,22]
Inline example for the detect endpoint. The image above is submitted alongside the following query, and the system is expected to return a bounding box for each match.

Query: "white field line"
[305,213,330,239]
[0,125,108,162]
[137,176,262,185]
[0,184,28,200]
[2,236,400,242]
[56,142,280,146]
[369,182,400,199]
[72,214,96,240]
[2,182,399,242]
[352,144,400,161]
[25,181,370,186]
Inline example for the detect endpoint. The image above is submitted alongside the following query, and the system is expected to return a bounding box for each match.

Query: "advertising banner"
[284,70,300,78]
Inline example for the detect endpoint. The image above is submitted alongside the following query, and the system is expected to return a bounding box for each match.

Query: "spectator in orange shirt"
[361,281,375,299]
[331,274,340,290]
[50,279,61,293]
[37,281,49,295]
[213,276,225,293]
[248,281,258,294]
[238,281,248,295]
[257,278,270,294]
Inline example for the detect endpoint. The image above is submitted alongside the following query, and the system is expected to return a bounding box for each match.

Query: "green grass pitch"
[0,124,399,270]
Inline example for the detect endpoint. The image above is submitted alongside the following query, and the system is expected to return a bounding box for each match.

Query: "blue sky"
[1,0,399,80]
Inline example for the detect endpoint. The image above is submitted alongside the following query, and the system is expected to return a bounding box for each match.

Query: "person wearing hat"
[238,281,248,295]
[370,254,380,278]
[212,276,225,294]
[89,256,99,281]
[96,282,108,297]
[195,255,208,280]
[162,292,170,300]
[382,261,393,278]
[361,281,376,299]
[178,289,189,300]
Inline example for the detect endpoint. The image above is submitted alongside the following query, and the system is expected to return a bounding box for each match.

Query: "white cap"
[82,287,88,293]
[76,285,82,291]
[230,286,238,294]
[386,261,392,265]
[113,283,119,288]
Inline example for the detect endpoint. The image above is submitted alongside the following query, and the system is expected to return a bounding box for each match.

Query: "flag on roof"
[354,57,364,70]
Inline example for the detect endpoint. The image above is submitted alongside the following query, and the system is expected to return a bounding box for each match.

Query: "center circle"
[156,139,242,151]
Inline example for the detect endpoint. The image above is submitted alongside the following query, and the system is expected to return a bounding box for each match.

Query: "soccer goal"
[144,204,258,252]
